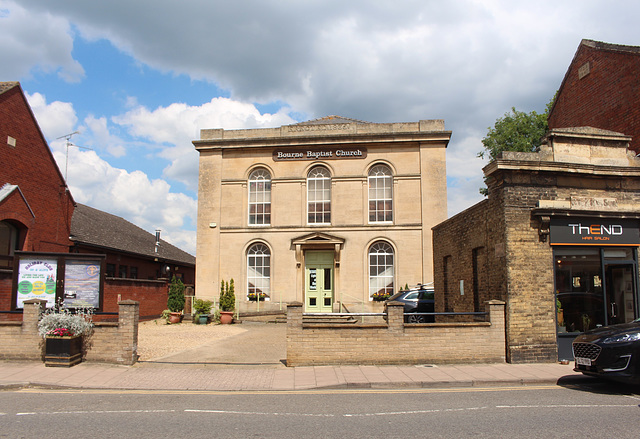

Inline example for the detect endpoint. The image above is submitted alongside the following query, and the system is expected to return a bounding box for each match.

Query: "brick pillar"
[485,300,505,326]
[386,301,405,334]
[21,299,47,359]
[22,299,46,334]
[118,300,139,365]
[286,301,303,367]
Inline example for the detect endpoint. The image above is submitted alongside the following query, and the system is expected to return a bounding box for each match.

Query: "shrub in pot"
[219,279,235,324]
[193,298,213,324]
[167,276,185,323]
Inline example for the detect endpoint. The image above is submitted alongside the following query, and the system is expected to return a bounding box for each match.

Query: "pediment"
[291,232,345,247]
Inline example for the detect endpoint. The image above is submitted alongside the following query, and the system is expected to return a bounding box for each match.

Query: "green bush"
[193,298,213,315]
[167,276,185,313]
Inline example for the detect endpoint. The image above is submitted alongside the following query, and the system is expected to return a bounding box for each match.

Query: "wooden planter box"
[45,336,83,367]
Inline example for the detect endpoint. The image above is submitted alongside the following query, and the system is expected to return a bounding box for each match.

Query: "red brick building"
[1,82,194,320]
[548,39,640,153]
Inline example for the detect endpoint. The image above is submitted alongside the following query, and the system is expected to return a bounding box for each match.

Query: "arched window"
[368,164,392,223]
[368,241,394,300]
[248,168,271,225]
[0,221,19,269]
[307,166,331,224]
[247,243,271,301]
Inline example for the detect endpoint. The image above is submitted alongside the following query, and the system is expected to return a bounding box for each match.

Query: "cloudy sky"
[2,0,639,256]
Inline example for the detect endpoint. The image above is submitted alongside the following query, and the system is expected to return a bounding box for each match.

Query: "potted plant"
[372,291,392,301]
[219,278,235,324]
[167,276,185,323]
[38,301,93,367]
[193,298,213,324]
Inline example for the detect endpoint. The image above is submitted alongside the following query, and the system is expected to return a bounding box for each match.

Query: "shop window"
[368,164,393,223]
[247,243,270,301]
[368,241,394,300]
[554,248,605,332]
[248,168,271,225]
[307,166,331,224]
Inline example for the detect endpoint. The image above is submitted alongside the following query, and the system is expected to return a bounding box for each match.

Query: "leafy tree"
[478,95,556,195]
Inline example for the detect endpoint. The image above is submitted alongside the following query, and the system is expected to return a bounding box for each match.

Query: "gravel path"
[137,319,247,361]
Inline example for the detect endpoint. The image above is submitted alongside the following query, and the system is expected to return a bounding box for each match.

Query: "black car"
[386,285,435,323]
[572,318,640,384]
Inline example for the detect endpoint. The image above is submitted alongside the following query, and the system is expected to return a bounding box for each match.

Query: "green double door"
[305,251,334,312]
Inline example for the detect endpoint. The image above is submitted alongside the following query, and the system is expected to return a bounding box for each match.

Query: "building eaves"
[70,204,195,266]
[0,183,35,218]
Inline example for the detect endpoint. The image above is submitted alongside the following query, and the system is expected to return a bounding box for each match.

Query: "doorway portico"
[292,232,344,312]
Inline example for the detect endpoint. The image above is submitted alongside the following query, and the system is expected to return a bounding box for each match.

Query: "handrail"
[303,311,488,317]
[304,312,385,317]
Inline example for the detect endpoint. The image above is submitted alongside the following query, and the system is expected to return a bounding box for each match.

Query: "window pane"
[368,241,394,298]
[247,244,271,299]
[307,166,331,224]
[248,169,271,226]
[368,165,392,223]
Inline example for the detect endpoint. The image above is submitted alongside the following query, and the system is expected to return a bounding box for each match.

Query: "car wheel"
[407,315,425,323]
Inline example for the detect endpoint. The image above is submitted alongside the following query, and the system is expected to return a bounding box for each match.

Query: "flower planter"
[197,314,209,325]
[169,312,182,324]
[45,335,82,367]
[219,311,234,324]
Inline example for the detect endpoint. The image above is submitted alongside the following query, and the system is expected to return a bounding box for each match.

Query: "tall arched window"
[307,166,331,224]
[247,243,271,300]
[368,241,394,300]
[368,164,392,223]
[248,168,271,225]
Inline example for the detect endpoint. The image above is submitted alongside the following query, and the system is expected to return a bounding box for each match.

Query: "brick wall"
[286,301,506,366]
[0,299,140,365]
[549,41,640,153]
[102,278,169,320]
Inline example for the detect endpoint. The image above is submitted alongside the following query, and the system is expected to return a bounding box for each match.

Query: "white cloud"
[112,98,297,190]
[26,92,77,138]
[0,0,84,82]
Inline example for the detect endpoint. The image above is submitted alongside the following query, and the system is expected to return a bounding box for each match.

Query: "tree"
[478,95,556,195]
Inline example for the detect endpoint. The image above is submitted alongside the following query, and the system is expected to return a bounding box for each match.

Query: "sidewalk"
[0,361,580,391]
[0,321,583,391]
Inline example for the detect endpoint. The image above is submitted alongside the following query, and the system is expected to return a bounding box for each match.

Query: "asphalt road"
[2,378,639,438]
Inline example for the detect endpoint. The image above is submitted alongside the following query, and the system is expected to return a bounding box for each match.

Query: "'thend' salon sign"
[273,148,367,161]
[550,217,640,245]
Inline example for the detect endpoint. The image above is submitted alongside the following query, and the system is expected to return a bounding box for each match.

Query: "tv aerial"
[56,131,92,183]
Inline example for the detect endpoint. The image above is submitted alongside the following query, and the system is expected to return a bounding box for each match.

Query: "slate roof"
[70,204,195,265]
[0,82,19,95]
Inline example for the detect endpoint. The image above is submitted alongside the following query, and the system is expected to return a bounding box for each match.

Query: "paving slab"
[0,322,583,391]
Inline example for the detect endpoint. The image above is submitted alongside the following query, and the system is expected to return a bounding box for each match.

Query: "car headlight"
[603,332,640,344]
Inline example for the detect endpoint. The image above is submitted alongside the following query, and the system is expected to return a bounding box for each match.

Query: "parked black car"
[386,285,435,323]
[572,318,640,384]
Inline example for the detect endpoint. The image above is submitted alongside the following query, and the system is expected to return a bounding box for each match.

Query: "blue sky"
[2,0,640,256]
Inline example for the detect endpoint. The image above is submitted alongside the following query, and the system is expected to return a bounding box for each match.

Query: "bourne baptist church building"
[194,116,450,314]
